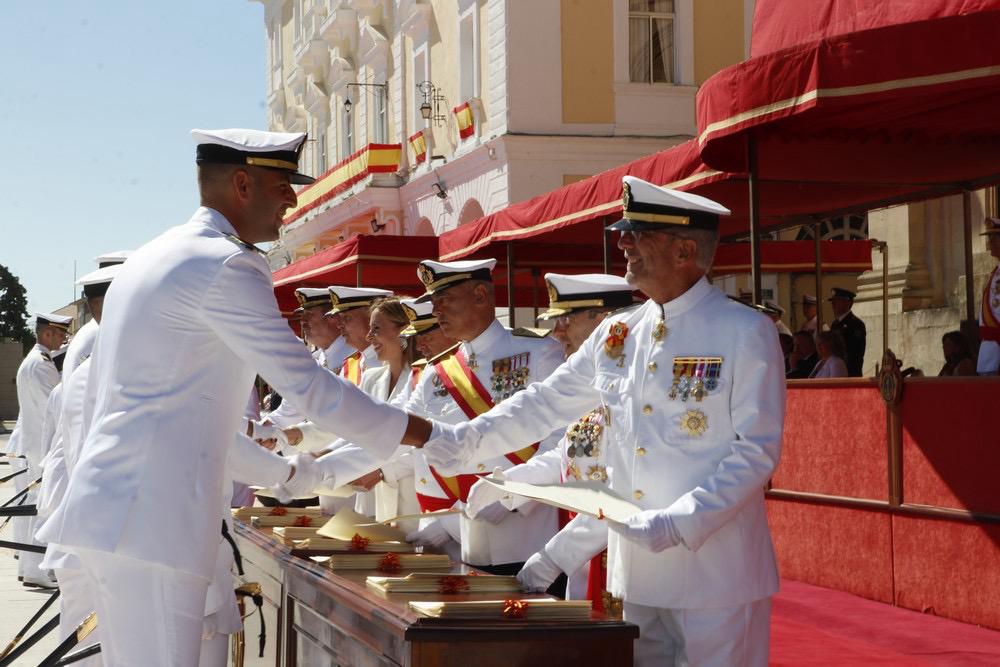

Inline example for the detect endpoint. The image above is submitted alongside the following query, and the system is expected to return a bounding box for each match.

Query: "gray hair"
[671,228,719,271]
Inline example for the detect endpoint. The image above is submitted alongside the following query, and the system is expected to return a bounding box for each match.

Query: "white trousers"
[54,567,102,666]
[624,598,771,667]
[15,461,46,579]
[77,549,210,667]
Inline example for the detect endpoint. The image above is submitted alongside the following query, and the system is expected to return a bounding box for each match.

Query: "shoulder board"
[426,342,462,365]
[512,326,550,339]
[223,233,266,256]
[40,352,52,362]
[607,302,643,318]
[412,358,429,368]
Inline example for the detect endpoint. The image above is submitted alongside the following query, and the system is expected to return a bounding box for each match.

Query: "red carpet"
[771,580,1000,666]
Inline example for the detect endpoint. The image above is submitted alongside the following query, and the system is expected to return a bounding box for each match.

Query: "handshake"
[416,420,482,472]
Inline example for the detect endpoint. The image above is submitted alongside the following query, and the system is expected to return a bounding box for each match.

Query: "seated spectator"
[939,330,976,376]
[787,331,820,379]
[779,333,794,373]
[809,331,849,378]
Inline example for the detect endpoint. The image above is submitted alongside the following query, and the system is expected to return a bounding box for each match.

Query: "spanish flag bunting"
[453,102,475,139]
[409,130,427,164]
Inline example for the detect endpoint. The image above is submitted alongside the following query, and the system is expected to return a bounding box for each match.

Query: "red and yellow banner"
[453,102,475,140]
[341,351,363,386]
[283,143,402,226]
[408,131,427,164]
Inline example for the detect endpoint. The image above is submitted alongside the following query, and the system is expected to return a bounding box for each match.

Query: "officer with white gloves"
[465,273,635,608]
[420,177,785,666]
[38,128,429,667]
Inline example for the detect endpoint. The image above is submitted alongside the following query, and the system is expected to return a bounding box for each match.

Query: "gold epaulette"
[426,342,462,365]
[512,326,551,339]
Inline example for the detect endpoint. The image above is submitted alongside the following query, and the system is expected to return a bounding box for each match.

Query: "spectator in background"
[763,300,793,336]
[787,331,820,379]
[800,294,818,334]
[829,288,867,376]
[779,333,794,374]
[939,331,976,377]
[809,331,849,378]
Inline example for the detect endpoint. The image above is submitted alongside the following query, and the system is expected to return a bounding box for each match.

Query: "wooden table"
[234,520,638,666]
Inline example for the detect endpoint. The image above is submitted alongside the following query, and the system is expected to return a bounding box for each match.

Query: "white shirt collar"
[193,206,239,238]
[654,276,714,320]
[462,319,506,359]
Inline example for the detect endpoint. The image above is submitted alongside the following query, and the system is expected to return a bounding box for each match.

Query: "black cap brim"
[290,172,315,185]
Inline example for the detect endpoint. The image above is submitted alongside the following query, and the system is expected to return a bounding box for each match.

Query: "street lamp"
[416,81,446,126]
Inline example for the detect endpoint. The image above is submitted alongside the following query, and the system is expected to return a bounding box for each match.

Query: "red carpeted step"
[771,580,1000,666]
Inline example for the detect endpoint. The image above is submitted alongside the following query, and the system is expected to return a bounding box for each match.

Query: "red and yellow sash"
[409,361,426,391]
[421,348,539,506]
[341,351,363,386]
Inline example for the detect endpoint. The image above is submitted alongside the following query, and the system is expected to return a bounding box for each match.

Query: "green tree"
[0,263,33,352]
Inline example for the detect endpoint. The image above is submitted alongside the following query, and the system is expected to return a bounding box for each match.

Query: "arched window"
[458,199,485,226]
[413,217,435,236]
[795,214,869,241]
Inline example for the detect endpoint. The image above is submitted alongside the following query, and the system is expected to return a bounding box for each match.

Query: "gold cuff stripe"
[623,211,691,225]
[246,156,299,170]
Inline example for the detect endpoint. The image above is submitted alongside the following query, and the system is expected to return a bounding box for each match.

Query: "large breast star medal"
[680,410,708,437]
[604,322,629,366]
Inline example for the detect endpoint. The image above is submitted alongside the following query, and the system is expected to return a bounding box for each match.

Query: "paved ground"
[0,429,61,664]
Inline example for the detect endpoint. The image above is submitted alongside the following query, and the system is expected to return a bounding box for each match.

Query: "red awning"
[437,141,727,260]
[271,234,438,314]
[697,6,1000,222]
[712,240,872,275]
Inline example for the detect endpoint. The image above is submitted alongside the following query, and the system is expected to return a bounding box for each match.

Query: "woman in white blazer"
[809,330,850,378]
[349,297,422,531]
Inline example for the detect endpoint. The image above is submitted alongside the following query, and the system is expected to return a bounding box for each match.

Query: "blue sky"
[1,1,267,315]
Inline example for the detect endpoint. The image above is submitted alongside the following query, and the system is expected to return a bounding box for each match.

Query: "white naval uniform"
[63,317,98,382]
[38,207,409,667]
[456,278,784,665]
[350,363,415,521]
[496,407,614,601]
[264,338,356,429]
[39,357,100,664]
[405,320,564,567]
[10,343,60,580]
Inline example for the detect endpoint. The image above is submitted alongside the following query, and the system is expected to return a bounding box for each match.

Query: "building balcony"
[283,143,403,228]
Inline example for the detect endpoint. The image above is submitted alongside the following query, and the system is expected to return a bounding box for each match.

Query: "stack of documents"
[408,599,592,621]
[366,572,520,594]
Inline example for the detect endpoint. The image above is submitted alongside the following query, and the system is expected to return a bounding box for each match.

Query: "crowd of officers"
[5,128,789,667]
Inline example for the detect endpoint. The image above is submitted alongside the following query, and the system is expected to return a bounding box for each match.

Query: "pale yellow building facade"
[256,0,752,264]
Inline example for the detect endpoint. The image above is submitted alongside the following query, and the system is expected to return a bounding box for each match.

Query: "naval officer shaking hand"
[420,176,785,666]
[38,128,430,667]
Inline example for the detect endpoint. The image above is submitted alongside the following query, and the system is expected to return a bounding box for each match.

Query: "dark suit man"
[828,288,866,376]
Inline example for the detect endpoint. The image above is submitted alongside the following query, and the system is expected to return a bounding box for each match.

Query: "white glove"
[464,468,507,519]
[272,454,324,503]
[405,520,452,548]
[609,509,683,553]
[423,421,479,474]
[517,551,563,593]
[250,420,289,450]
[475,501,513,525]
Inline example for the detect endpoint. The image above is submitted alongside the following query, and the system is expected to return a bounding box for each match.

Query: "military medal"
[604,322,629,365]
[491,353,530,401]
[468,351,479,370]
[680,410,708,436]
[670,357,723,401]
[431,374,449,397]
[652,317,667,342]
[585,465,608,482]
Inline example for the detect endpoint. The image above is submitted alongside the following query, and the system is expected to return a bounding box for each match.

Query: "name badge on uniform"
[668,357,723,402]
